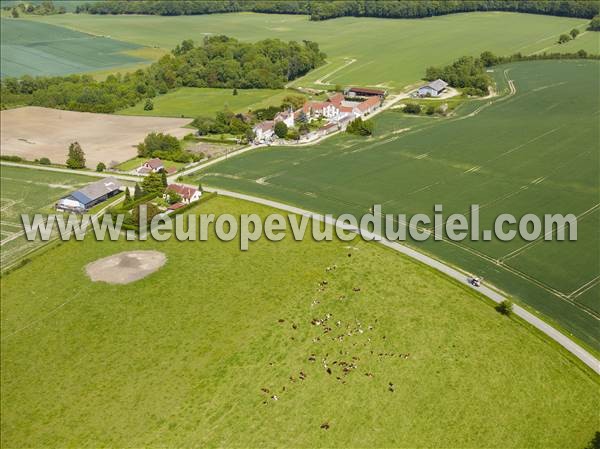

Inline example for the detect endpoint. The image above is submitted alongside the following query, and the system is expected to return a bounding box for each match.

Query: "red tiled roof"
[255,120,274,132]
[146,158,163,169]
[357,96,381,112]
[168,202,185,210]
[167,184,197,200]
[328,92,345,106]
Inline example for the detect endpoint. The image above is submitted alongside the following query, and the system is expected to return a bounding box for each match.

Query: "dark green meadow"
[195,60,600,350]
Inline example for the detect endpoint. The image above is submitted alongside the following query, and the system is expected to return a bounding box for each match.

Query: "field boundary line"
[500,203,600,262]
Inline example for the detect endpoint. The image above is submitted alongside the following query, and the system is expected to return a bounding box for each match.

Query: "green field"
[0,165,108,269]
[0,17,146,77]
[30,11,597,88]
[118,87,305,118]
[1,194,598,448]
[195,60,600,350]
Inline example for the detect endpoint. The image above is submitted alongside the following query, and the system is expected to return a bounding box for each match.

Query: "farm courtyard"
[0,107,193,168]
[1,195,598,448]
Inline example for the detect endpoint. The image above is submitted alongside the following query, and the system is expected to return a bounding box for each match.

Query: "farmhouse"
[356,96,382,115]
[253,120,275,143]
[417,79,448,97]
[56,177,121,212]
[137,158,164,174]
[165,183,201,205]
[345,87,387,98]
[274,109,295,128]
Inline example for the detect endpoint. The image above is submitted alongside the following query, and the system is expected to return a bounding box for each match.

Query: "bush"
[495,300,513,316]
[38,157,51,165]
[144,98,154,110]
[558,33,571,44]
[570,28,580,39]
[274,121,288,138]
[96,162,106,172]
[426,105,436,115]
[403,103,422,114]
[0,155,23,162]
[346,117,374,136]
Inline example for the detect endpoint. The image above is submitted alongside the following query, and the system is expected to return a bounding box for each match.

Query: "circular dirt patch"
[85,250,167,285]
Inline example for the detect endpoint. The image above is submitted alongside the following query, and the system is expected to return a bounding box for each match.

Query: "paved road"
[200,186,600,375]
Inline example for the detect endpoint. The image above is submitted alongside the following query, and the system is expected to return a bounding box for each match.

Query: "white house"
[165,184,201,205]
[417,79,448,97]
[137,158,164,174]
[274,109,295,128]
[253,120,275,143]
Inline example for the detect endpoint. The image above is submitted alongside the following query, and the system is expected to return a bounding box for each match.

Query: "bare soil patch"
[1,107,192,167]
[85,250,166,284]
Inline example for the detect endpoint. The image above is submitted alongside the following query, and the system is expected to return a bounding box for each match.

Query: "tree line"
[77,0,599,20]
[425,49,600,96]
[0,35,325,113]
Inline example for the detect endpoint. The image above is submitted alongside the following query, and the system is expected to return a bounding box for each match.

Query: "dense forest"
[78,0,599,20]
[0,35,325,112]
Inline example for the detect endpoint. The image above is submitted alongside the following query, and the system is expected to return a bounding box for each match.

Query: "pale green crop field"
[0,165,99,268]
[31,11,596,88]
[1,195,598,448]
[195,60,600,351]
[118,87,305,118]
[0,17,146,78]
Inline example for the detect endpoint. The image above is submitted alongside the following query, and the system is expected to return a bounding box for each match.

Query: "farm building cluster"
[252,87,386,144]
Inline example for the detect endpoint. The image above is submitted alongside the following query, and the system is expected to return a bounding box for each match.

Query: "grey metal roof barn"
[57,177,122,212]
[426,79,448,92]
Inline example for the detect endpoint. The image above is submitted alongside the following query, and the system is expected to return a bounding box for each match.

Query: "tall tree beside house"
[198,183,204,193]
[124,187,132,204]
[281,94,305,110]
[161,170,168,187]
[134,183,143,200]
[141,172,166,196]
[165,188,182,205]
[274,121,288,138]
[66,142,86,169]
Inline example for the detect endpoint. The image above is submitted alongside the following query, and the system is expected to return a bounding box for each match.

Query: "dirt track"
[0,107,193,168]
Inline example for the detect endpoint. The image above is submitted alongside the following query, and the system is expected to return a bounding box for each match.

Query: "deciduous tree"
[66,142,86,169]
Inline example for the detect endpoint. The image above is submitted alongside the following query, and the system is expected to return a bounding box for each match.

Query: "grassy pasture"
[1,194,598,448]
[0,165,99,269]
[0,17,146,77]
[118,87,305,118]
[195,60,600,350]
[31,11,594,88]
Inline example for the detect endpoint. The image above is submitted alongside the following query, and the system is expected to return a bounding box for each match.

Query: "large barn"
[56,177,122,213]
[417,79,448,97]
